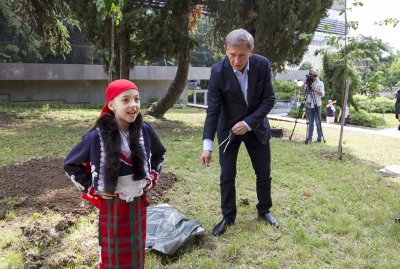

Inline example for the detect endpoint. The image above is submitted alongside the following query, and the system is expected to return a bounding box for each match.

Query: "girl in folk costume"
[64,79,166,269]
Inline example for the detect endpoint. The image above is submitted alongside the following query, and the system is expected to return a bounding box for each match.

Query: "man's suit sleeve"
[244,60,275,129]
[203,66,221,141]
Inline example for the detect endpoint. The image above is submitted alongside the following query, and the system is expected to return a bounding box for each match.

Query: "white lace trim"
[66,172,85,191]
[115,175,147,202]
[97,128,106,192]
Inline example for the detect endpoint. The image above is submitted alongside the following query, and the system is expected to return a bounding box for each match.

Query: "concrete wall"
[0,63,210,104]
[0,63,308,105]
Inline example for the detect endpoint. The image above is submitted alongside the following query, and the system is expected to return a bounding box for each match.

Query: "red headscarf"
[100,79,139,117]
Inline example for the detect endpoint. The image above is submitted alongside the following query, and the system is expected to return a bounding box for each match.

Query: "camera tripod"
[289,84,325,143]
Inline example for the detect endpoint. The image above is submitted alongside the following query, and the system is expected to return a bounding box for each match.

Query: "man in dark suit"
[201,29,279,236]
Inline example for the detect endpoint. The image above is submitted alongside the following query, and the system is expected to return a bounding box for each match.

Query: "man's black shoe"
[212,219,234,236]
[259,213,280,228]
[395,217,400,223]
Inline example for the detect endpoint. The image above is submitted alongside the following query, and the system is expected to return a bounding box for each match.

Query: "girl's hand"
[99,192,116,199]
[143,178,152,192]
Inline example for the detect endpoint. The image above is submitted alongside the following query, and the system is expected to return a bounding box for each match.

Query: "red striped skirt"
[99,196,146,269]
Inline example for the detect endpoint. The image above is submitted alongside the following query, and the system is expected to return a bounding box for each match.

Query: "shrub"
[353,95,395,114]
[273,80,298,101]
[348,109,386,128]
[288,107,305,118]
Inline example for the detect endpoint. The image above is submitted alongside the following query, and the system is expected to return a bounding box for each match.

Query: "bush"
[353,95,395,114]
[288,107,302,118]
[273,80,298,101]
[348,109,386,128]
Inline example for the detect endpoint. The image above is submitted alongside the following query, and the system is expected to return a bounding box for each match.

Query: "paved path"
[268,114,400,139]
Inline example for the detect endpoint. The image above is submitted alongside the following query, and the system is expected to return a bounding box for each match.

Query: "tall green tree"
[0,0,78,62]
[320,36,390,110]
[69,0,143,80]
[387,53,400,88]
[146,1,201,117]
[70,0,334,118]
[148,0,333,116]
[206,0,333,72]
[320,52,361,109]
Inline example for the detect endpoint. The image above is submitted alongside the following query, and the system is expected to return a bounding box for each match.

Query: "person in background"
[64,79,166,269]
[201,28,279,237]
[299,68,325,143]
[326,99,336,124]
[344,105,351,125]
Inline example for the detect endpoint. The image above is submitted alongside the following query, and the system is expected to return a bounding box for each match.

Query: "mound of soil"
[0,157,177,218]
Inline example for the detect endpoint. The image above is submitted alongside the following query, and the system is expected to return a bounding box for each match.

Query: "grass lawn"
[0,105,399,268]
[371,112,399,128]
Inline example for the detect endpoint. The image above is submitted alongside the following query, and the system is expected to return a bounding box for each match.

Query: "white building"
[300,1,346,70]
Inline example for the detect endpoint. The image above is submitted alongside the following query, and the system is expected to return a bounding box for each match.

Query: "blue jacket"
[64,114,165,196]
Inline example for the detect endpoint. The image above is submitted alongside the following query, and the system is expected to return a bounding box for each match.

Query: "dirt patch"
[0,157,177,267]
[281,131,306,143]
[0,157,177,217]
[0,111,16,127]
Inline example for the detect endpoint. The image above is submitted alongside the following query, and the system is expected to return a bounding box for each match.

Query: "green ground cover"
[0,105,399,268]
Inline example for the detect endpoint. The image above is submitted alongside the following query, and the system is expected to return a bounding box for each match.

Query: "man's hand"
[232,121,249,135]
[201,150,212,167]
[397,113,400,122]
[311,82,316,91]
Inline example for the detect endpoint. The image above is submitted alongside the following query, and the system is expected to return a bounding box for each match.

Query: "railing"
[188,89,297,115]
[187,89,208,108]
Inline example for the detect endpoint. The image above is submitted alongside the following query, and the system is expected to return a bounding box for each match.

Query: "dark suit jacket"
[203,54,275,145]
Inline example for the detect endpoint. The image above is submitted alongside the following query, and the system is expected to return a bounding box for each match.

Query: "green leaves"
[376,18,399,27]
[95,0,124,25]
[0,0,79,62]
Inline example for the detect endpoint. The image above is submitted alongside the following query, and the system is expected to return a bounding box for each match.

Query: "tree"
[146,2,202,117]
[0,0,79,62]
[69,0,201,110]
[69,0,143,80]
[299,61,314,70]
[206,0,333,72]
[387,53,400,88]
[320,52,361,110]
[149,0,335,117]
[190,18,218,67]
[70,0,334,118]
[148,0,334,117]
[319,36,390,109]
[95,0,124,82]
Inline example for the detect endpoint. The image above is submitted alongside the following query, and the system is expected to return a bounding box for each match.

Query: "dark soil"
[0,111,16,127]
[0,156,177,218]
[0,112,179,267]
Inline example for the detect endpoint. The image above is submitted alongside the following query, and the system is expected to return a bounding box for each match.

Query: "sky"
[347,0,400,51]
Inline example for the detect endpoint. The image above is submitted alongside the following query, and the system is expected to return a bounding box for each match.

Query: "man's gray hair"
[225,28,254,49]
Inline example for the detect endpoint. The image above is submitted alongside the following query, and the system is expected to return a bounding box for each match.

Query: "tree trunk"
[118,20,131,80]
[118,45,130,79]
[146,48,190,118]
[108,15,115,83]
